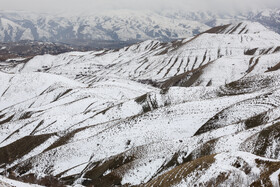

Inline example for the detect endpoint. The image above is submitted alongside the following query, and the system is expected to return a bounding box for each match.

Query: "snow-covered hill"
[7,22,280,86]
[0,9,280,46]
[1,22,280,186]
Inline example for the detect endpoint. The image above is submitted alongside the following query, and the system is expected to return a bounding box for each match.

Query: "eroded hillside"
[0,22,280,186]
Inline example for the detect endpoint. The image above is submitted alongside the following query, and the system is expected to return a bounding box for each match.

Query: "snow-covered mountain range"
[0,9,279,46]
[1,21,280,186]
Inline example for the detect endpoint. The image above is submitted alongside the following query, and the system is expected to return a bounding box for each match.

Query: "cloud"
[1,0,279,14]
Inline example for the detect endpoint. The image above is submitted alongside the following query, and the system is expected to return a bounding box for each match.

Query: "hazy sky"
[1,0,280,14]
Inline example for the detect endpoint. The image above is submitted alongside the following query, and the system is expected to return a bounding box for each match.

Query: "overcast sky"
[1,0,280,14]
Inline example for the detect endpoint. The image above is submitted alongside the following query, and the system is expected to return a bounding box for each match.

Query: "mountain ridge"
[0,9,280,47]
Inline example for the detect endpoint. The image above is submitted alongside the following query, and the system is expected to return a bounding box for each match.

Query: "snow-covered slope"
[7,22,280,86]
[0,9,280,45]
[1,22,280,186]
[0,175,42,187]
